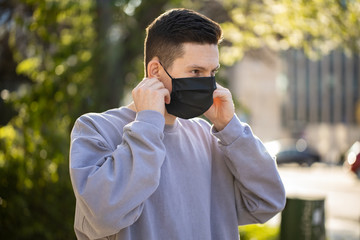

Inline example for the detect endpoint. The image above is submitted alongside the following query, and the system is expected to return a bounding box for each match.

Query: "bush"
[239,224,280,240]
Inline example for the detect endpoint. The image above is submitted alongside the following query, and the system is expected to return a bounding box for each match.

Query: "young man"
[69,8,286,240]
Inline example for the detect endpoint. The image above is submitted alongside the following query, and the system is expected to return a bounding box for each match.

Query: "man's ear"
[147,57,161,78]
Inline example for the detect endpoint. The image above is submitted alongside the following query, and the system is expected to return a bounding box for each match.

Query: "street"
[276,163,360,240]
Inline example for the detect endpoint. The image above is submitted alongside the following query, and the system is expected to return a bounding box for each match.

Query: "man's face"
[161,43,220,92]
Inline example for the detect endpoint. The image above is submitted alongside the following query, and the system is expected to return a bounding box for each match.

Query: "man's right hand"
[132,78,171,116]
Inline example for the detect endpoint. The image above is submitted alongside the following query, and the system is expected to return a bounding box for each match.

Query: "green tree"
[0,0,195,238]
[220,0,360,65]
[0,0,97,239]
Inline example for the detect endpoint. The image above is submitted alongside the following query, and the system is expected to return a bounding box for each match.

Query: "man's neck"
[126,102,177,125]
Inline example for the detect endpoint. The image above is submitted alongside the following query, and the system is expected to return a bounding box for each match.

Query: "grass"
[238,224,280,240]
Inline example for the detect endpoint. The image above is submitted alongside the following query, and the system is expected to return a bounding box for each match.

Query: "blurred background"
[0,0,359,239]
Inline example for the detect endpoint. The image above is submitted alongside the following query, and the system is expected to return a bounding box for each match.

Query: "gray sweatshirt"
[69,107,285,240]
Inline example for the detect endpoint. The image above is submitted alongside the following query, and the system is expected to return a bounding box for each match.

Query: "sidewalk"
[327,217,360,240]
[278,164,360,240]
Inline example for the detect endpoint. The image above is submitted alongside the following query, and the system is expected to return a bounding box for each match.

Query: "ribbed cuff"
[212,115,246,146]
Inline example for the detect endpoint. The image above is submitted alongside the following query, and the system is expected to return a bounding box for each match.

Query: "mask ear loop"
[159,62,174,80]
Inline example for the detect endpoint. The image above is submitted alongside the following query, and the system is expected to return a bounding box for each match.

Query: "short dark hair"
[144,8,223,76]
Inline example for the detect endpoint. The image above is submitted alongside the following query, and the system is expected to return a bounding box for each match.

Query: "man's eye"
[192,70,200,75]
[210,70,218,77]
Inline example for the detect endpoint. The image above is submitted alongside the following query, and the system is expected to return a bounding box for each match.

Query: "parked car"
[264,138,321,166]
[343,141,360,179]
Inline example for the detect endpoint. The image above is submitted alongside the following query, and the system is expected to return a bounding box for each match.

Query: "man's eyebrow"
[213,65,220,71]
[187,64,221,71]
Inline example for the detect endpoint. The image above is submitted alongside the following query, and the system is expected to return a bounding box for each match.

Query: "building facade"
[230,49,360,163]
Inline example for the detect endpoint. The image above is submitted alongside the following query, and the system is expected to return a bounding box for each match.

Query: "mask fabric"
[161,63,217,119]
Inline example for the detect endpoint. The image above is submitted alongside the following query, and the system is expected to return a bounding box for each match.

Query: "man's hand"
[132,78,170,116]
[204,83,235,131]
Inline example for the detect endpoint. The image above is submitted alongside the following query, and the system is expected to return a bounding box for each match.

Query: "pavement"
[276,163,360,240]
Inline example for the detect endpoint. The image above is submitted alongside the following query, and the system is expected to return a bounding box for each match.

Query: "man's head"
[144,8,223,76]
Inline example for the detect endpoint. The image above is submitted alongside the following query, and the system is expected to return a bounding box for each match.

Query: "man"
[69,8,286,240]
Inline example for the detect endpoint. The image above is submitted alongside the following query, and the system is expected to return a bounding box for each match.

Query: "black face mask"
[161,63,217,119]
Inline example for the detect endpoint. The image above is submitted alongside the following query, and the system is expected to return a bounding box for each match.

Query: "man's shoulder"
[77,107,134,125]
[72,107,135,137]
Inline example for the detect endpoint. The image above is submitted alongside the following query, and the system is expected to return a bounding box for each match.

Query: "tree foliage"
[0,0,97,239]
[220,0,360,65]
[0,0,191,238]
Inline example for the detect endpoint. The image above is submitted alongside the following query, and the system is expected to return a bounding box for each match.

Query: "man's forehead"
[181,42,219,54]
[175,43,219,68]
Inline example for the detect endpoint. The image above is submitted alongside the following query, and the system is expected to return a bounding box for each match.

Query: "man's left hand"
[204,83,235,131]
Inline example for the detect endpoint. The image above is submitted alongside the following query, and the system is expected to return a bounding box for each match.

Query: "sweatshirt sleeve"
[212,115,286,225]
[69,110,166,239]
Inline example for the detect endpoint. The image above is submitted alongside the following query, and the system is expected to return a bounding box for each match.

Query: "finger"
[150,80,166,90]
[134,79,153,92]
[136,77,157,87]
[159,88,171,104]
[215,82,227,89]
[142,78,166,90]
[212,88,229,99]
[139,78,156,88]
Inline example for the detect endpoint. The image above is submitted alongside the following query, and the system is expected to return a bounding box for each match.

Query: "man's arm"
[212,115,286,224]
[70,77,170,238]
[70,110,166,239]
[206,83,285,224]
